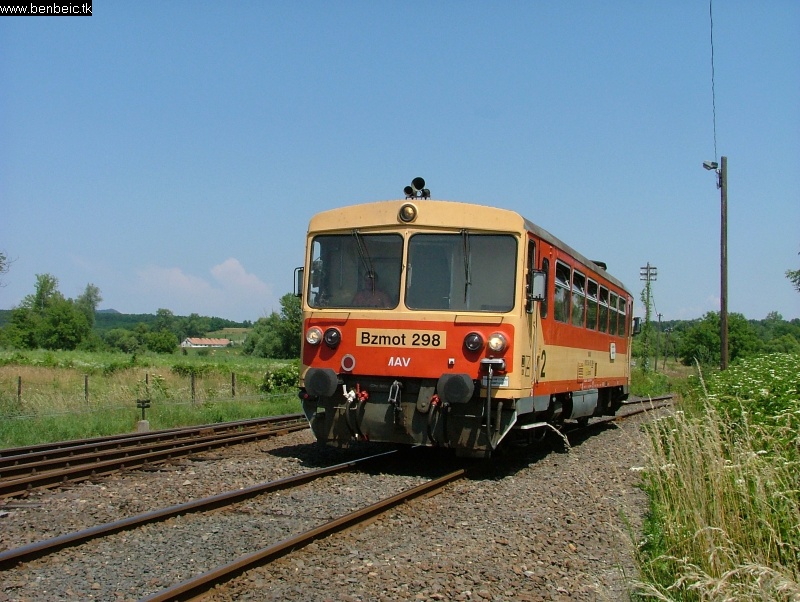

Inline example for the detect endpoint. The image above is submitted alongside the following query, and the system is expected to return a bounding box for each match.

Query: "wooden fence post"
[231,372,236,398]
[17,376,22,404]
[85,374,89,403]
[191,373,196,403]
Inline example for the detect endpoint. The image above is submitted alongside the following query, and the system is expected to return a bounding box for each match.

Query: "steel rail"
[596,396,673,427]
[0,414,305,461]
[0,416,307,480]
[0,448,400,570]
[622,394,674,406]
[0,419,309,498]
[139,465,473,602]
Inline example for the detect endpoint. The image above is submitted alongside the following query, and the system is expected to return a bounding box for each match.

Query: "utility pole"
[663,327,672,370]
[639,263,657,371]
[703,156,729,370]
[720,156,728,370]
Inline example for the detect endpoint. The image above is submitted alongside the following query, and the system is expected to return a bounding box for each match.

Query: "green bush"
[170,363,214,378]
[260,362,299,393]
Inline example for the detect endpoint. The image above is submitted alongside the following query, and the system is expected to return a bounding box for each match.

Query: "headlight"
[305,327,323,345]
[323,327,341,348]
[398,203,418,223]
[463,332,484,352]
[487,332,507,352]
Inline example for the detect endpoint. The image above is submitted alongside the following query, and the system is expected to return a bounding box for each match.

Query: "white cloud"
[135,259,274,321]
[211,258,271,297]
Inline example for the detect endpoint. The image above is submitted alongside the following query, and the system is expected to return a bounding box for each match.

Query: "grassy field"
[635,353,800,601]
[0,347,687,447]
[0,349,299,448]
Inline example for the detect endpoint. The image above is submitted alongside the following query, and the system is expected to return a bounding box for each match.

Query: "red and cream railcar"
[297,193,634,457]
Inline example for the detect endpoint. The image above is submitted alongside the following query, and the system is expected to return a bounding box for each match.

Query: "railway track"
[0,445,473,601]
[0,397,670,500]
[0,396,673,601]
[0,414,308,498]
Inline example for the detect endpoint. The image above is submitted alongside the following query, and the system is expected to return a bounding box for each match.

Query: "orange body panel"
[303,317,515,381]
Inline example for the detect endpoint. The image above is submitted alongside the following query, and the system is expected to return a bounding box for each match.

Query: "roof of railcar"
[308,199,631,295]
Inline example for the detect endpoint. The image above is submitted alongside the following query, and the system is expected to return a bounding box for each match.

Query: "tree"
[37,297,91,350]
[3,306,41,348]
[178,313,210,339]
[0,250,9,286]
[244,313,284,358]
[22,274,61,312]
[678,311,760,366]
[75,283,102,327]
[145,330,178,354]
[154,308,176,333]
[787,251,800,293]
[244,294,302,359]
[104,328,143,353]
[2,274,98,350]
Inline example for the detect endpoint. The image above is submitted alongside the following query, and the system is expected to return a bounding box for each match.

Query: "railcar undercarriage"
[299,372,628,457]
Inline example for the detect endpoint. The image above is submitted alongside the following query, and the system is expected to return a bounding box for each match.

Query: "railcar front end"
[297,194,634,457]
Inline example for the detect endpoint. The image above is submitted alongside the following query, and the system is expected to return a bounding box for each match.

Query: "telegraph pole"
[639,263,657,371]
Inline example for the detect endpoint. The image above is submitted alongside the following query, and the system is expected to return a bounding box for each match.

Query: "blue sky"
[1,1,798,323]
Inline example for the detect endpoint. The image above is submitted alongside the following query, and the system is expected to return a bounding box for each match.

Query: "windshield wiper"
[352,229,375,284]
[461,229,471,302]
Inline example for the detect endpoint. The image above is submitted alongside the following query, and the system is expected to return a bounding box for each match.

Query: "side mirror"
[530,270,546,301]
[294,267,304,298]
[526,270,546,313]
[632,316,642,335]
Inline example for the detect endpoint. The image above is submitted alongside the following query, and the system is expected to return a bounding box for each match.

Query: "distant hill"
[93,311,162,331]
[0,309,250,332]
[93,311,251,332]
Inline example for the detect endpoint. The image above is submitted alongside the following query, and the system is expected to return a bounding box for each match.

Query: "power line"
[709,0,718,161]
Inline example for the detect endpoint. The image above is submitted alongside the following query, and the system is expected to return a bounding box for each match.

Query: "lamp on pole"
[703,156,728,370]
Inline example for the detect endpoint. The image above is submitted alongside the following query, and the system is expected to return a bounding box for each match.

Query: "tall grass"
[0,349,301,448]
[636,353,800,601]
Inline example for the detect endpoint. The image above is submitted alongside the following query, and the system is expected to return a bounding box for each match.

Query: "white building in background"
[180,337,231,348]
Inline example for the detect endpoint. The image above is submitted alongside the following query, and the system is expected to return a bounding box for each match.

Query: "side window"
[609,292,619,335]
[540,258,549,318]
[554,261,571,323]
[586,279,598,330]
[598,286,609,333]
[619,296,627,336]
[571,270,585,327]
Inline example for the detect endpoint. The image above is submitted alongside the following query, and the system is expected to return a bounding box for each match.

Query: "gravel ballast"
[0,410,663,602]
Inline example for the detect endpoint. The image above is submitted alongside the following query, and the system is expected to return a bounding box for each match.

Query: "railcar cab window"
[406,233,516,312]
[554,261,571,323]
[307,233,403,309]
[619,296,627,336]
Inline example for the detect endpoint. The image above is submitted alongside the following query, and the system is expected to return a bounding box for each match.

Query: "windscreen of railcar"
[307,233,403,309]
[406,233,517,312]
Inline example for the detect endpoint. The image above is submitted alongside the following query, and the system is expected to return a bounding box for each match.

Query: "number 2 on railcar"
[295,179,637,457]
